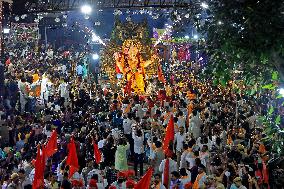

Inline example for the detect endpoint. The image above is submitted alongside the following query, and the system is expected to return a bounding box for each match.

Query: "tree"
[199,0,284,84]
[196,0,284,155]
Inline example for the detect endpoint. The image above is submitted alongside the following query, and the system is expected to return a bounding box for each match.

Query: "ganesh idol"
[114,40,157,94]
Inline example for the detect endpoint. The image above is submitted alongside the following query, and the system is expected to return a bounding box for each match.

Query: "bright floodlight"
[3,28,10,34]
[279,88,284,97]
[201,2,209,9]
[185,35,190,39]
[193,34,198,39]
[92,53,99,60]
[92,33,99,42]
[81,5,92,14]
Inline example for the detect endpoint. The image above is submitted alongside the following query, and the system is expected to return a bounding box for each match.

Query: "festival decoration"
[10,23,39,44]
[100,18,159,94]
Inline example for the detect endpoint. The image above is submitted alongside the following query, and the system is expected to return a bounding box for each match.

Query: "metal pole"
[0,0,13,98]
[0,1,4,98]
[45,26,47,48]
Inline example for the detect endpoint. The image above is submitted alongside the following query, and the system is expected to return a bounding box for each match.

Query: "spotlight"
[81,5,92,15]
[3,28,10,34]
[201,2,209,9]
[92,33,99,42]
[279,88,284,97]
[193,34,198,39]
[92,53,99,60]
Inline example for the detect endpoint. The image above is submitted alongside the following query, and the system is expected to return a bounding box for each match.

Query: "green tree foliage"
[200,0,284,83]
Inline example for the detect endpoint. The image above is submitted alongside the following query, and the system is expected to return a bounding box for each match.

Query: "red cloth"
[126,179,136,188]
[163,159,170,189]
[158,65,166,84]
[262,161,269,184]
[32,145,45,189]
[121,170,135,177]
[163,115,175,157]
[134,167,153,189]
[66,137,79,178]
[93,141,101,164]
[124,79,132,95]
[89,179,98,188]
[5,58,10,66]
[117,172,127,178]
[71,180,84,187]
[45,130,58,158]
[116,65,121,73]
[158,90,166,102]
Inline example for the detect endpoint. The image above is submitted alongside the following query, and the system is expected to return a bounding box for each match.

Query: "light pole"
[0,0,13,98]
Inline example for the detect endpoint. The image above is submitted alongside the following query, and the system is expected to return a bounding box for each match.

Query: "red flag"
[45,130,58,158]
[66,137,79,178]
[32,145,45,189]
[134,167,153,189]
[163,115,175,156]
[93,141,101,164]
[116,65,121,73]
[158,65,166,84]
[163,158,170,189]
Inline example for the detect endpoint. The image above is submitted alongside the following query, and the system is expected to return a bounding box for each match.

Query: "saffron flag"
[163,115,175,157]
[163,159,170,189]
[134,167,153,189]
[66,137,79,178]
[45,130,58,158]
[32,145,45,189]
[93,141,102,164]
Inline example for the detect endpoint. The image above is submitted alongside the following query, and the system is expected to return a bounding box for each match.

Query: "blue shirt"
[76,65,83,75]
[170,179,183,189]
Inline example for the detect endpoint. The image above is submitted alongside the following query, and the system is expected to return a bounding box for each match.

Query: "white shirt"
[123,118,133,135]
[43,126,51,138]
[87,169,103,184]
[58,82,69,98]
[177,116,186,128]
[132,130,144,154]
[98,139,106,149]
[61,65,67,74]
[174,132,186,152]
[41,77,48,93]
[159,159,178,184]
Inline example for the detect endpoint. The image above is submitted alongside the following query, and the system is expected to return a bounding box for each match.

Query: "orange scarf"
[192,172,205,189]
[155,182,161,189]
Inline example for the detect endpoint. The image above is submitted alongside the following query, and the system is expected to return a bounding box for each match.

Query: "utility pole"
[0,0,13,98]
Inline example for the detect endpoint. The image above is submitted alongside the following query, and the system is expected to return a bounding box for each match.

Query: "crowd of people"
[0,43,275,189]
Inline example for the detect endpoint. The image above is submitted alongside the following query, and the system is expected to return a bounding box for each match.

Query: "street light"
[193,34,198,39]
[92,53,99,60]
[201,2,209,9]
[92,33,99,42]
[81,5,92,15]
[3,28,9,34]
[185,35,190,39]
[279,88,284,97]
